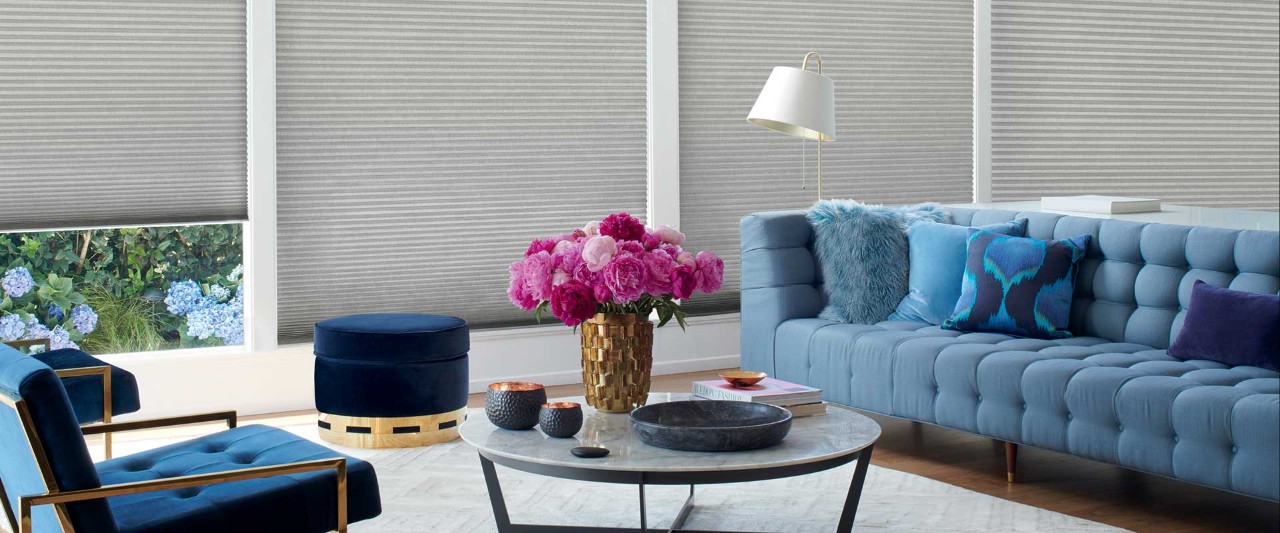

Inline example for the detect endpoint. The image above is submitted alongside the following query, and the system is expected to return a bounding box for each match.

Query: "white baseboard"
[103,313,741,419]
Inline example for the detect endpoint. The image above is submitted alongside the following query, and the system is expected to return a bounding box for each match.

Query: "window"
[1,224,244,353]
[678,0,976,314]
[275,0,648,342]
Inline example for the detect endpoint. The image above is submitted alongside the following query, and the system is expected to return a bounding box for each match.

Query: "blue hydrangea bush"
[164,264,243,347]
[1,266,98,351]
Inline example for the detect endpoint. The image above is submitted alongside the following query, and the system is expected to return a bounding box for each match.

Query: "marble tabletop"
[459,393,881,473]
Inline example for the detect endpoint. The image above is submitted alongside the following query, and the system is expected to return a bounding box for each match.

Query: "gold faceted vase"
[580,312,654,413]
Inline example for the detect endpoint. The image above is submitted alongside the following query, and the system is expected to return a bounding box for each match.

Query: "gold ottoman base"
[317,408,467,449]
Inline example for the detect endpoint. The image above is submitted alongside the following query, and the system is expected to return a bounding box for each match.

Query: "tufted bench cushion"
[740,207,1280,501]
[96,424,381,533]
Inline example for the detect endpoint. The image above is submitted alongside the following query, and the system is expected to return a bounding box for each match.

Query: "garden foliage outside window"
[0,224,244,354]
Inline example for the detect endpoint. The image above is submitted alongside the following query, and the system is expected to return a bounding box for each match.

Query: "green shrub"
[76,285,172,354]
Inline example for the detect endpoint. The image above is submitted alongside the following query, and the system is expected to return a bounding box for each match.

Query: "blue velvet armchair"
[0,344,382,532]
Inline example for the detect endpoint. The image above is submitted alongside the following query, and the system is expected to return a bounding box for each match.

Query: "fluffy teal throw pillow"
[808,200,948,324]
[889,219,1028,325]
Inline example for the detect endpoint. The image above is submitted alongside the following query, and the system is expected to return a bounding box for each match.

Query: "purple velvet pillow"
[1167,280,1280,371]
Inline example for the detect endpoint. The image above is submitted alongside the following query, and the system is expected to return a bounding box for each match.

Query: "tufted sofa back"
[0,344,116,532]
[947,208,1280,348]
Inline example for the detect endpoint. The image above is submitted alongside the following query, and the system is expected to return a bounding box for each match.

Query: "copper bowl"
[719,370,767,388]
[485,382,547,430]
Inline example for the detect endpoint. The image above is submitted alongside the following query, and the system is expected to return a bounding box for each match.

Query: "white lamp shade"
[747,66,835,141]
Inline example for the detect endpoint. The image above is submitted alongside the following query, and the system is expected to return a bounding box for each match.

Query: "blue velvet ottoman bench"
[313,313,469,448]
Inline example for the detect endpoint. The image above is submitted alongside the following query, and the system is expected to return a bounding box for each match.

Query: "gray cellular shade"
[276,0,647,342]
[0,0,248,231]
[991,0,1280,210]
[679,0,975,314]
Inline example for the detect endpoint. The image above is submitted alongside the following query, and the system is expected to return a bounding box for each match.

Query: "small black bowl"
[485,382,547,430]
[630,400,792,452]
[539,402,583,438]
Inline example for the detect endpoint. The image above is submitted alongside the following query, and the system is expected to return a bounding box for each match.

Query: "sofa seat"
[95,425,381,533]
[775,317,1280,500]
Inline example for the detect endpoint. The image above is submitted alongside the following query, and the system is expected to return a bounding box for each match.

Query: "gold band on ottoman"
[317,408,467,449]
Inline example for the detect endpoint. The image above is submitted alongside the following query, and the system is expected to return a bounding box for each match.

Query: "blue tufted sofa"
[740,207,1280,501]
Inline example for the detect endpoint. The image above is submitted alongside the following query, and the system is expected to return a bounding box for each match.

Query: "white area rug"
[103,416,1127,533]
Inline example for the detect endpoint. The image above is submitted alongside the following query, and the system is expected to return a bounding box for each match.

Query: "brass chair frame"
[0,358,349,533]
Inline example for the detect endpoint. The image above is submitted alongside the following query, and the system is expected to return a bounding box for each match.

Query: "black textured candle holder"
[485,382,547,430]
[538,402,583,438]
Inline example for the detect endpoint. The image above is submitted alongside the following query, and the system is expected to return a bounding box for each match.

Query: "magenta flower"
[619,240,645,255]
[582,235,617,272]
[695,251,724,293]
[525,238,557,257]
[641,248,676,295]
[524,251,556,301]
[671,263,700,300]
[551,280,597,327]
[600,212,645,242]
[507,261,537,311]
[593,283,613,304]
[604,253,646,304]
[642,231,662,250]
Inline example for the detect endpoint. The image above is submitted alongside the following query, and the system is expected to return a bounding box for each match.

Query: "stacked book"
[692,378,826,417]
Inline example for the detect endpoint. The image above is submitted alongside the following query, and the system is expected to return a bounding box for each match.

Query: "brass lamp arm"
[18,457,349,533]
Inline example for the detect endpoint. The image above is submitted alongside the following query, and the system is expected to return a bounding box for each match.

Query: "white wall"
[104,313,740,419]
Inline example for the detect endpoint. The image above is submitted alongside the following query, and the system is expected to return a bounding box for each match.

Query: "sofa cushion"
[96,424,381,533]
[777,317,1280,500]
[892,219,1028,325]
[313,313,468,362]
[943,229,1091,339]
[1167,280,1279,371]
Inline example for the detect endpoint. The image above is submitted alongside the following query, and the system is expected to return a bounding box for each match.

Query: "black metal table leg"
[669,485,695,532]
[638,473,648,531]
[836,444,874,533]
[479,454,514,532]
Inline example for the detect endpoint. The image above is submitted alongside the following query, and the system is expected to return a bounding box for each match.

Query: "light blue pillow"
[889,219,1028,325]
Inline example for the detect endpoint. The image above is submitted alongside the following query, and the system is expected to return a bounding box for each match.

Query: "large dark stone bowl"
[629,401,792,452]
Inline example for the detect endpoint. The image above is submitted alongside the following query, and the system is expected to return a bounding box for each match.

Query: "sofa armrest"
[739,211,825,376]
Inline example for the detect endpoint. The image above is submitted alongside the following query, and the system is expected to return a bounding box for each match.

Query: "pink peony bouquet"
[508,212,724,328]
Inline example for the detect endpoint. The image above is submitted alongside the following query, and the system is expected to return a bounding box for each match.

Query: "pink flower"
[582,235,617,272]
[641,249,676,295]
[524,251,556,301]
[593,283,613,304]
[525,238,557,257]
[604,253,646,304]
[553,239,574,254]
[656,225,685,245]
[583,220,601,236]
[552,269,571,286]
[695,251,724,293]
[671,263,700,300]
[619,240,644,255]
[659,243,683,258]
[675,251,695,266]
[551,280,597,327]
[507,261,537,311]
[600,212,645,242]
[642,231,662,250]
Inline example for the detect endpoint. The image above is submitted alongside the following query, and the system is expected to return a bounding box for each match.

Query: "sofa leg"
[1004,442,1018,483]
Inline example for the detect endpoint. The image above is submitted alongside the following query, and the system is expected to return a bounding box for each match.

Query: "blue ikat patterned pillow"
[942,228,1091,339]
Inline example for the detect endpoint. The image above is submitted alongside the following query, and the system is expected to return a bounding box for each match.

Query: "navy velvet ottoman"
[313,313,469,448]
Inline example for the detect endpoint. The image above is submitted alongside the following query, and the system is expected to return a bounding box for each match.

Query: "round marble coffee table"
[460,392,881,533]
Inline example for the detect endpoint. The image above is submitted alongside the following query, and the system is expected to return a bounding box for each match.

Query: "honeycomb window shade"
[678,0,976,314]
[0,0,248,231]
[990,0,1280,210]
[276,0,647,342]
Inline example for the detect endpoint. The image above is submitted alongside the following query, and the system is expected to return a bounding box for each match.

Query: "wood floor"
[97,369,1278,532]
